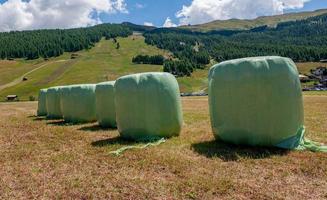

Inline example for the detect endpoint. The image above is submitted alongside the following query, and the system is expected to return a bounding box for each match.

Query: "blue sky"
[292,0,327,12]
[0,0,326,31]
[102,0,191,26]
[104,0,327,26]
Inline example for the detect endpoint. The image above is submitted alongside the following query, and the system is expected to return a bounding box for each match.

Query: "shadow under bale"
[78,124,117,132]
[46,120,72,126]
[191,140,289,161]
[91,136,139,147]
[30,116,47,121]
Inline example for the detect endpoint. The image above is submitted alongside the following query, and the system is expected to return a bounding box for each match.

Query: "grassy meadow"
[0,96,326,199]
[0,59,44,86]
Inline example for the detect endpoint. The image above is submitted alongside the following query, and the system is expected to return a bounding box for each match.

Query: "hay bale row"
[37,56,306,150]
[36,72,183,141]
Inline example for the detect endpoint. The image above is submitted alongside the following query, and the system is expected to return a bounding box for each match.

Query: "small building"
[320,59,327,63]
[6,95,18,101]
[71,54,79,59]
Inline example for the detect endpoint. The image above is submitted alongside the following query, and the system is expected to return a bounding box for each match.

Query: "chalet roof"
[6,95,18,98]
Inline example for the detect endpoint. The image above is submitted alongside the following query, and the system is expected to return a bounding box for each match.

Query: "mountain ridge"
[179,9,327,32]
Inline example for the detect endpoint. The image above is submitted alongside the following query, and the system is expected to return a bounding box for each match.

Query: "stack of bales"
[95,81,116,128]
[46,87,63,119]
[114,72,183,141]
[39,72,184,141]
[60,84,96,123]
[208,56,304,149]
[37,89,47,116]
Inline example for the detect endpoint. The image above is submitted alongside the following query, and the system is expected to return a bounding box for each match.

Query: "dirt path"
[0,60,67,91]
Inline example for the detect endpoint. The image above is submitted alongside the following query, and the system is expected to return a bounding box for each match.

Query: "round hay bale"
[46,87,63,119]
[208,56,304,149]
[95,81,116,128]
[60,84,96,123]
[37,88,47,116]
[115,72,183,141]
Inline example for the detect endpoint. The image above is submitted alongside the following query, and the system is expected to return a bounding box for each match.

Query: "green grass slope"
[0,59,46,85]
[0,36,170,101]
[180,9,327,32]
[0,35,326,101]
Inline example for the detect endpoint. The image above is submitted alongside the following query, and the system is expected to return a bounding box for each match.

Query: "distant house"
[71,54,79,59]
[320,59,327,63]
[311,67,327,76]
[6,95,18,101]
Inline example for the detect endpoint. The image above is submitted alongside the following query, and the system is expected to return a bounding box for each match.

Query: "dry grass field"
[0,96,326,199]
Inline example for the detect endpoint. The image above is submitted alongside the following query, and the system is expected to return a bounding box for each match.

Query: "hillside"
[0,36,170,101]
[0,23,132,60]
[0,35,325,101]
[180,9,327,32]
[144,13,327,76]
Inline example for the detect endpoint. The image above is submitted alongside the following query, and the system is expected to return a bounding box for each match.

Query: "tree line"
[132,55,165,65]
[0,24,132,60]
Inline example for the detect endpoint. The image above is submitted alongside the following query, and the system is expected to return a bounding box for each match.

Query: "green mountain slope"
[180,9,327,32]
[0,36,170,101]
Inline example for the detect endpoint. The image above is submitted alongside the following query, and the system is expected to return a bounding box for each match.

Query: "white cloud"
[135,3,145,9]
[144,22,154,26]
[176,0,311,25]
[163,17,177,28]
[0,0,127,32]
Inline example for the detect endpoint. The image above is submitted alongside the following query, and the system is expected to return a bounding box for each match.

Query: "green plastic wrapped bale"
[60,84,96,123]
[115,72,183,141]
[46,87,63,119]
[95,81,116,128]
[37,89,47,116]
[208,56,304,149]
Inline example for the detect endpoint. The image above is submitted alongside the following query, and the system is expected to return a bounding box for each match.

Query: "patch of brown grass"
[0,96,326,199]
[296,62,327,75]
